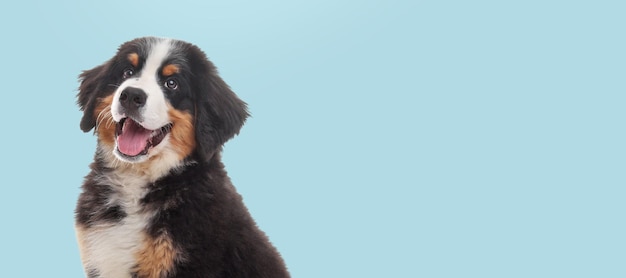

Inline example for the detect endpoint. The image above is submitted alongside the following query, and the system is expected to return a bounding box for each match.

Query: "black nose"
[119,87,147,110]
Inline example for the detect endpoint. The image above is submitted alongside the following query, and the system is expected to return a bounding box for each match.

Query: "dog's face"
[78,37,248,166]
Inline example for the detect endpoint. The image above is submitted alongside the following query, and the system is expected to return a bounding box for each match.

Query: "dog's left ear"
[194,63,249,161]
[77,64,107,132]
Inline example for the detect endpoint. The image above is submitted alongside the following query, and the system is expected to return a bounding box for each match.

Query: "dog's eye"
[122,68,135,79]
[165,79,178,90]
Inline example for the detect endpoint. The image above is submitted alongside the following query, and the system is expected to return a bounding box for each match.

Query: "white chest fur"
[79,174,154,278]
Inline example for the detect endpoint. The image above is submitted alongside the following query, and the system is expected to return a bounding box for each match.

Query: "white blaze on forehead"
[111,38,173,130]
[142,39,173,81]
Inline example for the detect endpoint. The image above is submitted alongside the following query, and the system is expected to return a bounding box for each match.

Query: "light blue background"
[0,0,624,277]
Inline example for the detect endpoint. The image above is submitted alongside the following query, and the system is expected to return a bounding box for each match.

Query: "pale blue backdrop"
[0,0,624,277]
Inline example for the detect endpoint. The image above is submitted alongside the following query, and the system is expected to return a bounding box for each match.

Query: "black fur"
[183,43,249,161]
[78,64,108,132]
[75,161,127,228]
[142,154,289,277]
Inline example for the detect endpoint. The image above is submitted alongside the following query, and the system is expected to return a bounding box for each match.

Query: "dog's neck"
[95,143,195,184]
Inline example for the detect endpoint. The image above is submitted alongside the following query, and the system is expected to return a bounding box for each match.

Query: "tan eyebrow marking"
[161,64,180,77]
[128,53,139,67]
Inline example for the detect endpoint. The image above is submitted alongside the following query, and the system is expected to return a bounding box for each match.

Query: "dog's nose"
[119,87,147,110]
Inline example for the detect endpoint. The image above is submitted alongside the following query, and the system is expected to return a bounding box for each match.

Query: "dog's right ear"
[77,64,106,132]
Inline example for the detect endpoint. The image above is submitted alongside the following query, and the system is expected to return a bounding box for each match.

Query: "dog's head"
[77,37,248,167]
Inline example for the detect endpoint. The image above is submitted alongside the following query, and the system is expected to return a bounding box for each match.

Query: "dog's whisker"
[95,107,115,131]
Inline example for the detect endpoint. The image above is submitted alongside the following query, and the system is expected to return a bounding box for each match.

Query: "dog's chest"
[83,179,153,278]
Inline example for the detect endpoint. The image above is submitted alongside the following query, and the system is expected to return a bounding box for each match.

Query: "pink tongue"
[117,119,152,156]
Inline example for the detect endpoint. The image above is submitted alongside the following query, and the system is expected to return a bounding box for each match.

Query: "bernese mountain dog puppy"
[75,37,290,278]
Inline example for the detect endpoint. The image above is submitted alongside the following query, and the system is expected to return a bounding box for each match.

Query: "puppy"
[75,37,290,278]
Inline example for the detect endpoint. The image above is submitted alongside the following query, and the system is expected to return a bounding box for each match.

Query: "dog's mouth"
[115,118,173,157]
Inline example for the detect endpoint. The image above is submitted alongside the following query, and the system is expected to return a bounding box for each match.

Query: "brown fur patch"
[93,94,116,147]
[134,233,178,278]
[128,53,139,67]
[161,64,179,77]
[168,107,196,160]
